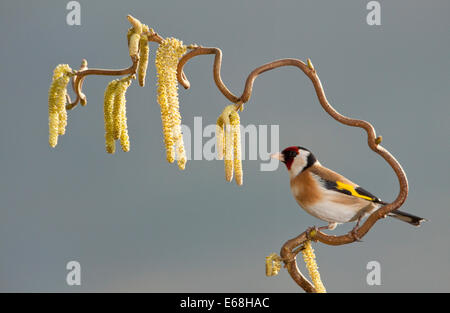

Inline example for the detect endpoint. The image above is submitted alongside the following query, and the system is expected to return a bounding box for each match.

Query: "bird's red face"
[281,146,301,170]
[271,146,317,176]
[271,146,300,170]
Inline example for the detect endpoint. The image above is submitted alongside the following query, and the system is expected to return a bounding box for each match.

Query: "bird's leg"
[318,222,337,231]
[351,217,363,242]
[306,222,337,241]
[306,222,336,239]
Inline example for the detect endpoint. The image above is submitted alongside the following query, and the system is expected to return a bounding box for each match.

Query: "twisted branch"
[59,14,408,291]
[66,29,192,111]
[66,59,138,110]
[65,16,164,110]
[176,46,409,292]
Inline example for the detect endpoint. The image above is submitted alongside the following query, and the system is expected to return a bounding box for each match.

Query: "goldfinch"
[271,146,425,237]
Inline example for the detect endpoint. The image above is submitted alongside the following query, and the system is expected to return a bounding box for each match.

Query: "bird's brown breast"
[290,169,322,208]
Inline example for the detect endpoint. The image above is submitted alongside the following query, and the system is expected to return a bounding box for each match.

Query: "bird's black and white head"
[271,146,318,177]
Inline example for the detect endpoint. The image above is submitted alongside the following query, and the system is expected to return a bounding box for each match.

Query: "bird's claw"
[306,226,318,240]
[350,228,363,242]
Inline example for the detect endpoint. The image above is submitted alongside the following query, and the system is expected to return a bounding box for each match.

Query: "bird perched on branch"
[271,146,425,239]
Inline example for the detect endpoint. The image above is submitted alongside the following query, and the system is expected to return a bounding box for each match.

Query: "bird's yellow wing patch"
[335,181,374,201]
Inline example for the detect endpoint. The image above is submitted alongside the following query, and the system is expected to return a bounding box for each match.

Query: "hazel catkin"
[48,64,72,147]
[216,116,225,160]
[104,80,118,154]
[137,25,150,87]
[216,105,243,185]
[155,37,187,166]
[265,253,282,277]
[129,33,140,59]
[302,240,326,293]
[230,111,242,186]
[103,76,133,154]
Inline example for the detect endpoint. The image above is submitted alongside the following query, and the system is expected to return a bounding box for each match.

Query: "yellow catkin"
[174,124,186,170]
[217,105,243,184]
[301,240,326,293]
[216,117,225,160]
[230,111,242,186]
[104,80,118,154]
[224,123,234,182]
[48,64,72,147]
[127,15,143,59]
[155,37,187,164]
[114,77,132,152]
[159,88,175,162]
[58,108,67,135]
[217,105,234,182]
[265,253,282,277]
[129,33,140,58]
[112,80,122,140]
[127,15,143,34]
[119,97,130,152]
[138,25,149,87]
[108,76,133,153]
[127,28,134,46]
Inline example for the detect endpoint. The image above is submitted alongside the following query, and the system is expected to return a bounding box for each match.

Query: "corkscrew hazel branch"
[176,47,408,292]
[51,15,409,293]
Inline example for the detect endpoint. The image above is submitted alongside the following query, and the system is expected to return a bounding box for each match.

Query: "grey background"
[0,0,449,292]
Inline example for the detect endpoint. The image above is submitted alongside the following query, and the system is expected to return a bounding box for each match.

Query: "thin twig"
[177,47,240,103]
[66,58,138,110]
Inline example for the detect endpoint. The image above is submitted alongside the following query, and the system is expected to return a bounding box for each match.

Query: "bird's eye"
[285,150,297,158]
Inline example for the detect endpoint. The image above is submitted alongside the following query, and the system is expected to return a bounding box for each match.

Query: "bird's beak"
[270,152,284,162]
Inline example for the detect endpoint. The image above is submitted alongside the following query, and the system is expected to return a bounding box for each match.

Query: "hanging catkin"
[114,76,132,152]
[48,64,72,147]
[230,110,242,186]
[104,80,118,154]
[216,105,243,185]
[137,25,150,87]
[265,253,282,277]
[155,37,187,166]
[302,240,326,293]
[216,117,225,160]
[127,15,142,59]
[103,75,133,154]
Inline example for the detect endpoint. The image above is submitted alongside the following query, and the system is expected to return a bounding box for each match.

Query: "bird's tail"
[388,210,427,226]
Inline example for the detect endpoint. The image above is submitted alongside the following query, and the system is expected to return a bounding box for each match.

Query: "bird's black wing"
[320,178,386,204]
